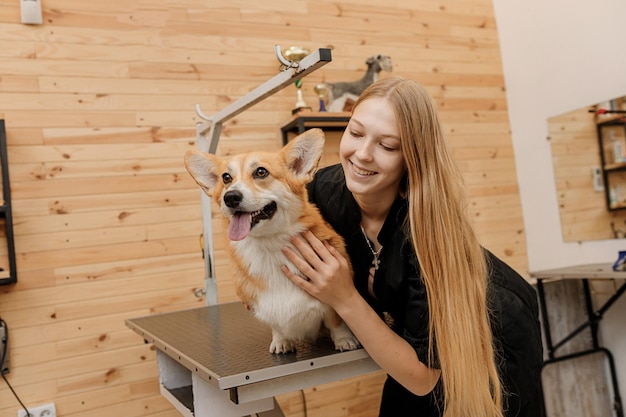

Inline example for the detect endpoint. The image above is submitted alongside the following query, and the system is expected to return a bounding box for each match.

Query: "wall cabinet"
[0,120,16,284]
[597,115,626,211]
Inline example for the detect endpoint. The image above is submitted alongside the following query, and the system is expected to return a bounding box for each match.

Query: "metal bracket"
[195,46,331,154]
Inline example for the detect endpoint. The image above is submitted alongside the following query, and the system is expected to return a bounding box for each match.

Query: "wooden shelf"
[280,112,351,145]
[603,162,626,172]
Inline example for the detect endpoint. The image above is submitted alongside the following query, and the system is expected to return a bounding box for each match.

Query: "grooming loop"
[275,44,300,70]
[193,45,332,304]
[195,45,331,153]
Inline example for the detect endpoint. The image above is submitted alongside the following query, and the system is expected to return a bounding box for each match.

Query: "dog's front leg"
[324,309,360,352]
[269,329,296,354]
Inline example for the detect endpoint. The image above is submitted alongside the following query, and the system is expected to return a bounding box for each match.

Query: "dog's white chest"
[233,236,327,339]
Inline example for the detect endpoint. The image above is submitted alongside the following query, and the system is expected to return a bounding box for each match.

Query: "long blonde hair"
[355,77,503,417]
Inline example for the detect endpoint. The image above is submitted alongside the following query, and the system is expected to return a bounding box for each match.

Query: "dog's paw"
[333,336,360,352]
[328,322,360,351]
[269,339,296,354]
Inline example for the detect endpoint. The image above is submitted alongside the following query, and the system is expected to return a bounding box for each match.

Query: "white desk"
[126,302,380,417]
[531,263,626,417]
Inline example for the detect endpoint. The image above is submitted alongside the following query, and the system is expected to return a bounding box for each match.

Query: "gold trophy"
[283,46,312,114]
[314,83,329,112]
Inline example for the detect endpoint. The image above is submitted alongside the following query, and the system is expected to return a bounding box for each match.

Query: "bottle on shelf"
[610,186,619,207]
[610,131,624,164]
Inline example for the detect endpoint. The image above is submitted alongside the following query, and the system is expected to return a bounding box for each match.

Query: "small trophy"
[283,46,312,114]
[314,83,329,112]
[294,79,307,108]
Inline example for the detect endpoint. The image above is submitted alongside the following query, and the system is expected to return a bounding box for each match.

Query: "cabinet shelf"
[597,115,626,126]
[610,202,626,210]
[604,162,626,172]
[596,116,626,211]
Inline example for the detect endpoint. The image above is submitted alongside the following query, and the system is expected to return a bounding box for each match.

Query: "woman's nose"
[355,140,374,161]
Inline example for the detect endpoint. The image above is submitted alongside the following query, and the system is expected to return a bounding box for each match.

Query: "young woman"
[281,76,543,417]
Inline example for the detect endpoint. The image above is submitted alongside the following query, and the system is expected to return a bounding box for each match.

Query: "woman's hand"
[281,229,358,309]
[282,232,441,396]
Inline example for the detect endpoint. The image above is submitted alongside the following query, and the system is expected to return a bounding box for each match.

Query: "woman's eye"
[222,173,232,184]
[254,167,269,178]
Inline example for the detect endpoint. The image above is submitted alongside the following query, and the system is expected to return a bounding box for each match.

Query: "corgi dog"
[184,129,360,354]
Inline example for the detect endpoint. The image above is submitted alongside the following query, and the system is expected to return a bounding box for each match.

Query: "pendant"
[373,254,381,271]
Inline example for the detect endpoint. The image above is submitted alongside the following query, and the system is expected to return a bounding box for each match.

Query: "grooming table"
[136,45,381,416]
[126,302,379,417]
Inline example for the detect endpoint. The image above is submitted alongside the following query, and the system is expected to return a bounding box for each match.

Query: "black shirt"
[307,164,543,417]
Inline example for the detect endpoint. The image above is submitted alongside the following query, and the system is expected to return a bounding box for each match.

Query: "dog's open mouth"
[228,201,277,241]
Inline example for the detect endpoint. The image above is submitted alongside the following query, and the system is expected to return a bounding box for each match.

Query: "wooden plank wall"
[549,108,626,242]
[0,1,526,416]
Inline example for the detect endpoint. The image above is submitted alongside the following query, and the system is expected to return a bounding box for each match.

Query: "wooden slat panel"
[548,106,626,242]
[0,1,527,416]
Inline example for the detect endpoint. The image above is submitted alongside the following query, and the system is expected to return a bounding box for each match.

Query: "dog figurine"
[184,129,360,354]
[323,54,393,112]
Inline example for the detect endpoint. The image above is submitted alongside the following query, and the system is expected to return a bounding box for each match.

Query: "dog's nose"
[224,190,243,208]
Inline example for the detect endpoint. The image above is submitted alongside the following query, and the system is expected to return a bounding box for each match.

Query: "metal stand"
[124,46,377,417]
[532,263,626,417]
[192,46,332,305]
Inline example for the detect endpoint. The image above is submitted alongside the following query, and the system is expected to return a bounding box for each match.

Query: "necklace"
[360,225,383,270]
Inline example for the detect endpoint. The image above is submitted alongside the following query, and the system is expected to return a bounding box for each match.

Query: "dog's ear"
[281,128,325,181]
[184,150,222,196]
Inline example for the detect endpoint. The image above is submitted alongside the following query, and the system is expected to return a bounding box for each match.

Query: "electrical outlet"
[593,166,605,192]
[17,402,56,417]
[20,0,43,25]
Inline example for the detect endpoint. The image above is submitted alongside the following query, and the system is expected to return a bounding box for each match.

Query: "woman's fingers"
[281,245,315,278]
[322,239,347,264]
[286,230,338,267]
[281,231,355,309]
[280,264,311,284]
[280,251,319,298]
[301,229,329,257]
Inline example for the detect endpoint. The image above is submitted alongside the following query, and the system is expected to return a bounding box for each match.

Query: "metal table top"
[126,302,373,390]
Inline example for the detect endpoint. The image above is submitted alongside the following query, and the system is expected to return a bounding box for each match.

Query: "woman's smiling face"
[340,97,406,199]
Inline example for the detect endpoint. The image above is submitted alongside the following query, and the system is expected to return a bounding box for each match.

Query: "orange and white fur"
[184,129,359,354]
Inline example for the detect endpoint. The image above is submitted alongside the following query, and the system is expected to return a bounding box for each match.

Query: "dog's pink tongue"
[229,212,252,241]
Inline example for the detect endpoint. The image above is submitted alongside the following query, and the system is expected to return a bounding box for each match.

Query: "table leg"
[538,278,624,417]
[536,279,555,358]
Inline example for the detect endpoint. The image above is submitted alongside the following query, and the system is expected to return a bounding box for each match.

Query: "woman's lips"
[350,161,377,176]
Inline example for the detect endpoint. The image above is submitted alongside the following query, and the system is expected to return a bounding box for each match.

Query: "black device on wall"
[0,119,17,285]
[0,318,9,375]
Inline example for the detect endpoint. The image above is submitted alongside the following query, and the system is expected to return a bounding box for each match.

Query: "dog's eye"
[222,173,232,184]
[254,167,269,179]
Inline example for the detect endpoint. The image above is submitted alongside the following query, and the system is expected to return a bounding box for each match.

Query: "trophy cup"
[314,83,329,112]
[283,46,312,114]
